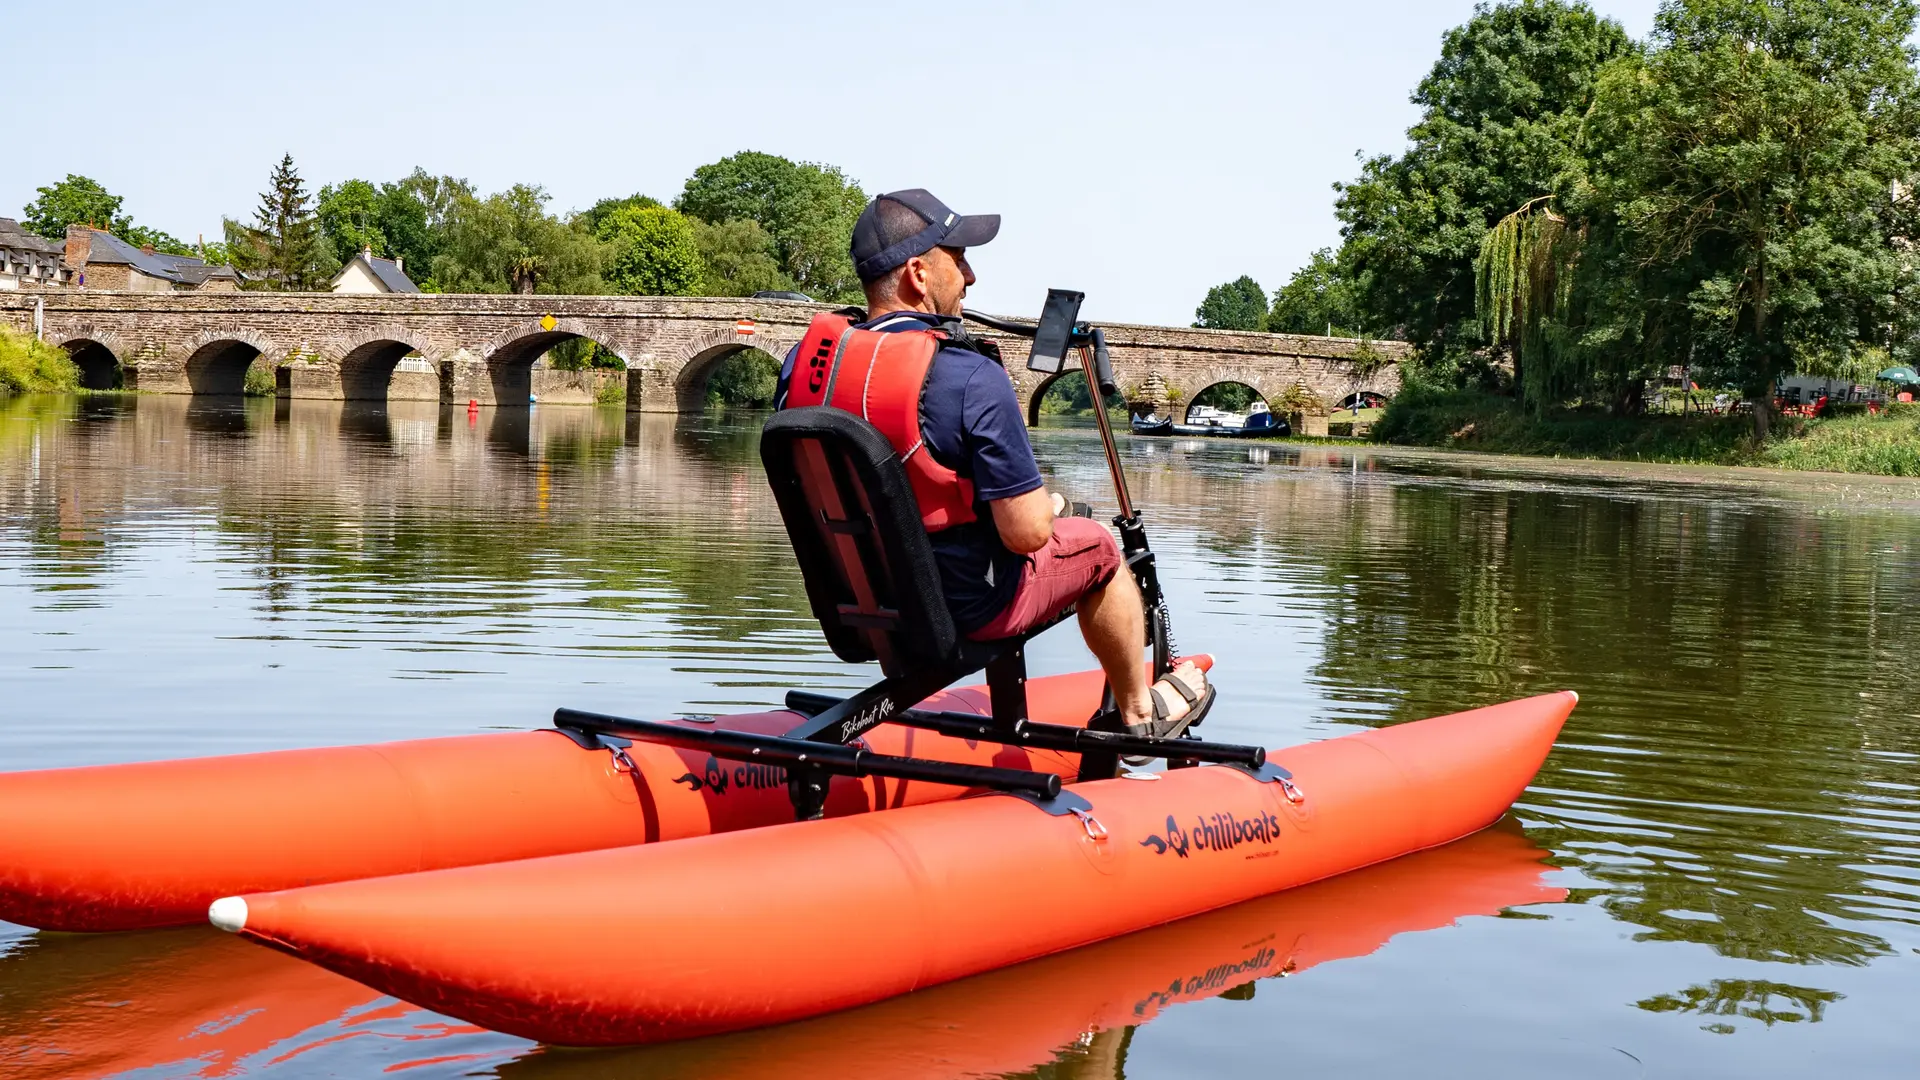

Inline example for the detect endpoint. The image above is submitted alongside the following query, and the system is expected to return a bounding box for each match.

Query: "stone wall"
[0,291,1408,414]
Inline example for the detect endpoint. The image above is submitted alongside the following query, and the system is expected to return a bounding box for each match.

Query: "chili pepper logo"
[672,754,730,794]
[1139,815,1191,858]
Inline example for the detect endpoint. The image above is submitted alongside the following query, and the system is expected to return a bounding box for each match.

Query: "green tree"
[576,193,663,237]
[677,152,866,301]
[1335,1,1634,364]
[597,205,703,296]
[21,175,190,254]
[1577,0,1920,437]
[227,154,336,291]
[692,218,794,296]
[21,175,124,238]
[317,178,385,263]
[431,184,603,295]
[1193,275,1269,330]
[1267,249,1363,335]
[316,175,444,283]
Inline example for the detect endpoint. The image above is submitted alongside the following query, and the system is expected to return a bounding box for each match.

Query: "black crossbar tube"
[554,709,1062,798]
[781,691,1264,768]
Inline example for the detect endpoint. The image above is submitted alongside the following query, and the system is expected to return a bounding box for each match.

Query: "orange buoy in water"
[0,662,1169,932]
[219,690,1574,1046]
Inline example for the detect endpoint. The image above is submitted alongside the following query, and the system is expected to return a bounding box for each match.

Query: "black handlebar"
[960,309,1038,338]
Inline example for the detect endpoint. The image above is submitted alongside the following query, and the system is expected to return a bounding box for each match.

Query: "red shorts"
[967,516,1122,641]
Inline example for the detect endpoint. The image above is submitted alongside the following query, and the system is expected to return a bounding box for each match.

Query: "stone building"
[63,225,242,292]
[0,218,72,289]
[331,246,419,294]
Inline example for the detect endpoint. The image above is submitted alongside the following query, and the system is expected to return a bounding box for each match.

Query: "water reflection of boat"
[1131,408,1290,439]
[0,826,1559,1078]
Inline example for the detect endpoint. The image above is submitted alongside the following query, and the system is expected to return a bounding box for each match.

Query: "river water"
[1,393,1916,1078]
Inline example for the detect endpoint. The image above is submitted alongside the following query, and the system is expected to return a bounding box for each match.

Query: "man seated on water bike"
[774,188,1208,739]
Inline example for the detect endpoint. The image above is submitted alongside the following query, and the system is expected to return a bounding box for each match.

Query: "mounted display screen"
[1027,289,1085,375]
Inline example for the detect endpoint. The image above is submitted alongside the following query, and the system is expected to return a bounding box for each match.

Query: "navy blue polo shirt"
[775,311,1043,632]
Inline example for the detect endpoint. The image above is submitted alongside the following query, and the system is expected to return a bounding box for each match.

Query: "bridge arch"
[478,318,632,405]
[51,326,131,390]
[1184,379,1271,424]
[172,328,280,396]
[1025,368,1129,427]
[320,324,440,402]
[673,327,795,412]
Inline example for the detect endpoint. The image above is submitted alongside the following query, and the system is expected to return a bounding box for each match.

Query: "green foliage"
[430,184,603,295]
[575,193,663,236]
[242,363,277,397]
[120,224,194,256]
[1035,371,1127,417]
[596,205,703,296]
[1334,1,1633,354]
[543,338,624,371]
[227,154,337,291]
[1475,196,1583,407]
[0,327,80,394]
[316,173,452,282]
[677,152,866,302]
[21,174,191,254]
[1267,249,1362,335]
[595,377,628,406]
[1193,275,1268,330]
[704,349,778,408]
[1373,382,1920,475]
[21,174,124,238]
[1574,0,1920,436]
[693,218,794,296]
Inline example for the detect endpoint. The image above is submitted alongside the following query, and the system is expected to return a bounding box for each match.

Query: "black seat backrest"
[761,407,959,676]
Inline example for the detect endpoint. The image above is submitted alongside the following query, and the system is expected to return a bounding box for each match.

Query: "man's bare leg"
[1077,568,1153,726]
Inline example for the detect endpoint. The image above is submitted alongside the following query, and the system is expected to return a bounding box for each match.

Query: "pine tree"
[231,154,334,291]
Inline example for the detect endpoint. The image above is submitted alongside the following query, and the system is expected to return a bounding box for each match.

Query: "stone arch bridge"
[0,292,1405,415]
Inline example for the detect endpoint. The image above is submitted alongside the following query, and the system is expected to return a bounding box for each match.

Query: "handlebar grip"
[1091,329,1119,398]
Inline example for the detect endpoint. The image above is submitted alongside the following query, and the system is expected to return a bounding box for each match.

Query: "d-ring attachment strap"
[1070,807,1108,842]
[1279,776,1305,804]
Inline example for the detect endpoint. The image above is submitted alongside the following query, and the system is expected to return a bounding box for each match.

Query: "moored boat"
[0,663,1155,933]
[215,690,1575,1047]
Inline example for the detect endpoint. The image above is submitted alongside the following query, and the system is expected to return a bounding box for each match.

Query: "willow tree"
[1475,196,1585,409]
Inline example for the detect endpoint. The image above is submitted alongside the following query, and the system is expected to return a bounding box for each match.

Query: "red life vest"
[781,312,978,532]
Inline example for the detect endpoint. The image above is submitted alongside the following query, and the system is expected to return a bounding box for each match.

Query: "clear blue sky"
[11,0,1663,325]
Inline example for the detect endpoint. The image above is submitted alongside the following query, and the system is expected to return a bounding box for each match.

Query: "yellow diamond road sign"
[539,314,557,332]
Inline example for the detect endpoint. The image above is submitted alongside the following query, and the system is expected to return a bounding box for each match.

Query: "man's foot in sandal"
[1123,661,1213,762]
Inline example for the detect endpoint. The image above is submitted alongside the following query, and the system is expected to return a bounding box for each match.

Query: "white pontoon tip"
[208,896,248,933]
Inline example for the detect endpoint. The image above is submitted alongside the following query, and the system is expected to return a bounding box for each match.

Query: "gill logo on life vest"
[1139,809,1283,858]
[805,331,835,394]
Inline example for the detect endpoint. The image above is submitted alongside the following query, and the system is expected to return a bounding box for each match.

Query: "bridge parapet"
[0,291,1406,413]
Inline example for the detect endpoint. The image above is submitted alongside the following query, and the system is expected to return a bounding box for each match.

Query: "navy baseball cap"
[850,189,1000,283]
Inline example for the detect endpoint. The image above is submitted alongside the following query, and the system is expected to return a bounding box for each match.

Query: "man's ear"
[899,256,930,303]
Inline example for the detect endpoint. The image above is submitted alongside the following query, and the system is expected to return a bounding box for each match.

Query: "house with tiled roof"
[331,246,419,293]
[63,225,242,292]
[0,218,72,289]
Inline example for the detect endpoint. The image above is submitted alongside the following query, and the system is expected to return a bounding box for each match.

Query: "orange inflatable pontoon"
[217,690,1575,1047]
[0,825,1561,1080]
[0,664,1149,932]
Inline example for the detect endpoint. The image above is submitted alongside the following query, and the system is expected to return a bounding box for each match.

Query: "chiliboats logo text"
[1138,809,1283,858]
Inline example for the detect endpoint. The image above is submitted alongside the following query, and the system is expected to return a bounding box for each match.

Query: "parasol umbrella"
[1877,365,1920,384]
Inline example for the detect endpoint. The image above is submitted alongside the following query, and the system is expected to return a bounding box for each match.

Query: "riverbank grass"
[0,327,79,395]
[1375,387,1920,477]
